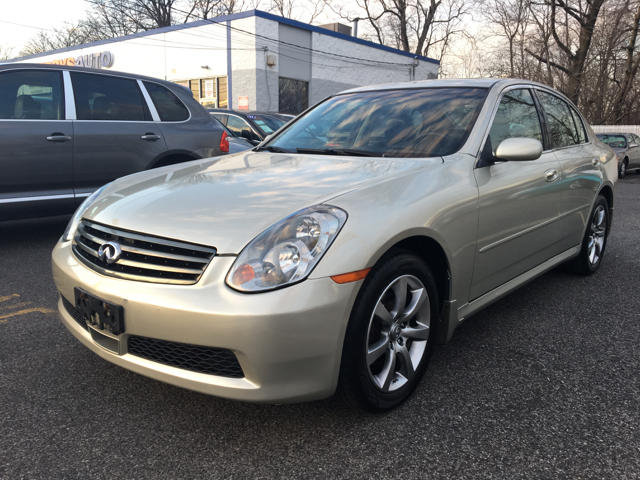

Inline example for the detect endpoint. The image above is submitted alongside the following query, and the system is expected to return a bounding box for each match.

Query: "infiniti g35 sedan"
[52,79,616,412]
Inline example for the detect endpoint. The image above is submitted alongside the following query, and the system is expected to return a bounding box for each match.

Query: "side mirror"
[240,128,253,140]
[495,137,543,162]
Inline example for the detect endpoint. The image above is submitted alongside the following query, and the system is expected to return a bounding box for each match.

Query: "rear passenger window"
[488,89,543,151]
[570,107,587,144]
[71,72,150,121]
[537,91,580,148]
[0,70,63,120]
[143,82,189,121]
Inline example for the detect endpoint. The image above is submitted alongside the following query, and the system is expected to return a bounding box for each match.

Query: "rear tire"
[336,250,439,413]
[564,195,609,276]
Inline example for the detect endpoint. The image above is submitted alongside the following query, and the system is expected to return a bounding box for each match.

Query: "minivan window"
[488,89,543,151]
[71,72,150,121]
[268,88,488,157]
[0,70,63,120]
[143,82,189,122]
[537,91,580,148]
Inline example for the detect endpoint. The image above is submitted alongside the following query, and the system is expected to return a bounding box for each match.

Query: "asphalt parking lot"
[1,177,639,480]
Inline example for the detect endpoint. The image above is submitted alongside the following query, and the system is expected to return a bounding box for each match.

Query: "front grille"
[127,336,244,378]
[62,295,88,330]
[72,220,216,285]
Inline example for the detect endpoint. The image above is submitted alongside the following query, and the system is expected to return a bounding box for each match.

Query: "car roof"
[0,63,180,89]
[339,78,554,94]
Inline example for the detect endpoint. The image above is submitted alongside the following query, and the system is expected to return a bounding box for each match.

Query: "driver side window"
[488,89,543,154]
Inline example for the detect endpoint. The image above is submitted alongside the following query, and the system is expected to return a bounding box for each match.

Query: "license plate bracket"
[74,288,125,335]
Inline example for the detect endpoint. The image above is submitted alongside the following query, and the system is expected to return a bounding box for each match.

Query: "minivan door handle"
[46,133,72,142]
[141,133,161,141]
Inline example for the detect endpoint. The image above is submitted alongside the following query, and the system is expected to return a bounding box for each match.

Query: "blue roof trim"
[9,9,439,66]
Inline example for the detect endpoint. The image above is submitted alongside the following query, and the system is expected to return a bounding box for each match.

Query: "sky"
[0,0,91,56]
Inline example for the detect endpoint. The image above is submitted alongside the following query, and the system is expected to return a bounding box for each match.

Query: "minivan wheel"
[336,251,439,413]
[564,195,609,275]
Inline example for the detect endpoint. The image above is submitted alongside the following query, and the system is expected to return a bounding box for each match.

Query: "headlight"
[226,205,347,292]
[60,184,110,242]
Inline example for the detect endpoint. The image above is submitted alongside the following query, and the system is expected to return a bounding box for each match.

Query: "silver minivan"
[0,64,231,220]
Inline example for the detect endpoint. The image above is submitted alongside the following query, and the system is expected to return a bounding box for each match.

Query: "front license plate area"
[74,288,125,335]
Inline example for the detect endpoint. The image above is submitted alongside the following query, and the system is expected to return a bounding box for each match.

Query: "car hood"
[87,152,435,253]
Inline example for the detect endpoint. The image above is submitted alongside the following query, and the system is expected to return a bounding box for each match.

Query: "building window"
[279,77,308,115]
[174,76,227,108]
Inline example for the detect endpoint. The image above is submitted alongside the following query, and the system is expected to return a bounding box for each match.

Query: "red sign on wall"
[238,96,249,110]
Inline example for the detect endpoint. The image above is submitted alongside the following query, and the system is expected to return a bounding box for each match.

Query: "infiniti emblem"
[98,241,122,264]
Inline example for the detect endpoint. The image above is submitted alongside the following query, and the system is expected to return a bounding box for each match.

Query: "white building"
[10,10,440,114]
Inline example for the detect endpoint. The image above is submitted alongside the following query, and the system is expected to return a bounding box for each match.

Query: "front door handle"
[46,133,72,142]
[141,133,161,141]
[545,169,559,182]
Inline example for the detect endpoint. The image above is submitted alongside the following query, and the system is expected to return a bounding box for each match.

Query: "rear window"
[268,88,488,157]
[597,135,627,148]
[144,82,190,122]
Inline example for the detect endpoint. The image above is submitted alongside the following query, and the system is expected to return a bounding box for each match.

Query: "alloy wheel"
[587,205,606,266]
[365,275,431,392]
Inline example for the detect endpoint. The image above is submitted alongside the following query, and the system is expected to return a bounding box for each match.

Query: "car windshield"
[597,134,627,148]
[249,114,290,135]
[265,88,488,157]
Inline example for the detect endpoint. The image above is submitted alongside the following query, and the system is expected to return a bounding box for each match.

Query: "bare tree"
[327,0,477,59]
[86,0,179,31]
[484,0,529,77]
[19,21,109,56]
[0,44,15,61]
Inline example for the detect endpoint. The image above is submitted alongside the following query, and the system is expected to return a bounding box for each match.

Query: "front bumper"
[52,241,360,403]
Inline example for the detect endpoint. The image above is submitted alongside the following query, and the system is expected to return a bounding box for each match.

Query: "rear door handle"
[545,169,558,182]
[141,133,161,141]
[46,133,72,142]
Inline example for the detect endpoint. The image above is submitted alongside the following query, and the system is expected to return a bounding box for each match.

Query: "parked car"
[596,133,640,178]
[210,115,254,154]
[53,79,616,412]
[0,63,230,220]
[208,109,293,145]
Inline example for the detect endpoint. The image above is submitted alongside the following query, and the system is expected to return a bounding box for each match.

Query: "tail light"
[220,131,229,153]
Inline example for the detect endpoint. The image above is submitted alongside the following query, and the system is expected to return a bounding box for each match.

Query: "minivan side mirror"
[495,137,543,162]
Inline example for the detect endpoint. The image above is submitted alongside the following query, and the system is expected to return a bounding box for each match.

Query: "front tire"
[336,251,439,413]
[565,195,609,275]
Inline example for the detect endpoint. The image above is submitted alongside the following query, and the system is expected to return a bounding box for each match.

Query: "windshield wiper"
[254,145,292,153]
[296,148,378,157]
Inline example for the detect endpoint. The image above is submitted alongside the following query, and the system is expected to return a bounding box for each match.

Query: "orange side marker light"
[330,268,371,284]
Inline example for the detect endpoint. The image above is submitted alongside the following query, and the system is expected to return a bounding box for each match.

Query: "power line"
[0,19,57,33]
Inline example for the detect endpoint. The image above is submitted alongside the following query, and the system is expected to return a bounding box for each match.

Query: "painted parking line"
[0,294,55,324]
[0,294,20,303]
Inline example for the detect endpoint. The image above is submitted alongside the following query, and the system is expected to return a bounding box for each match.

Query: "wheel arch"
[597,183,614,233]
[147,150,200,169]
[373,234,454,345]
